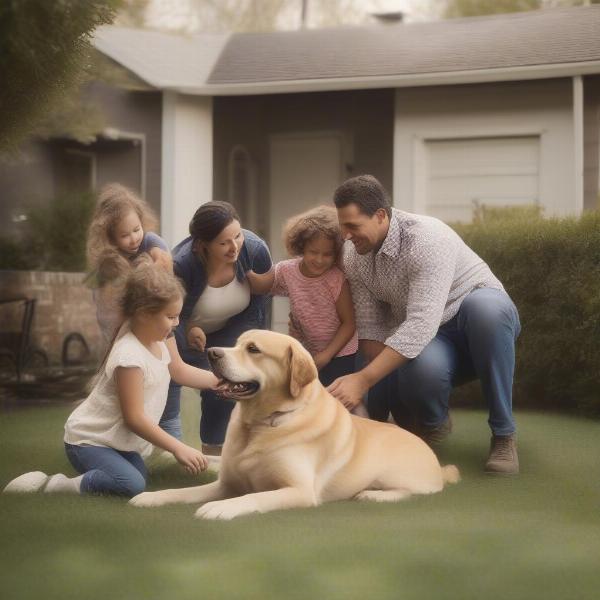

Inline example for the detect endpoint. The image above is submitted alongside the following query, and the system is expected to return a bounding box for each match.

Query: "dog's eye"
[247,343,261,354]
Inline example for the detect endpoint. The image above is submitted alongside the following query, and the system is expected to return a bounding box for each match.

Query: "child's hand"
[148,247,173,272]
[313,351,330,371]
[187,326,207,352]
[173,443,208,475]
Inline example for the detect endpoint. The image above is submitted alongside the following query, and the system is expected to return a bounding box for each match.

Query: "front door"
[269,132,347,333]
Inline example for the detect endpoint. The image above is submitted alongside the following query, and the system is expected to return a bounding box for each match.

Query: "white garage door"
[425,136,540,222]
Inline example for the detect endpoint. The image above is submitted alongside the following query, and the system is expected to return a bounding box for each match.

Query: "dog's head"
[208,330,318,401]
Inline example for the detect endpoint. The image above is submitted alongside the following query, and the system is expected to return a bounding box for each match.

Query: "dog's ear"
[288,343,317,398]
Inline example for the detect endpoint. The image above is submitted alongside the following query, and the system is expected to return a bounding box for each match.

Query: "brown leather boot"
[485,434,519,475]
[202,443,222,457]
[420,416,452,447]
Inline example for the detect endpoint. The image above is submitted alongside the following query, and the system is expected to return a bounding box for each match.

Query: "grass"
[1,396,599,600]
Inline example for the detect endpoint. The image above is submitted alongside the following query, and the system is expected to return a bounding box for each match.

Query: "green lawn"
[1,397,599,600]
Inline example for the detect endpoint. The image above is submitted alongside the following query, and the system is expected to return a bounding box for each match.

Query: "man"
[328,175,521,474]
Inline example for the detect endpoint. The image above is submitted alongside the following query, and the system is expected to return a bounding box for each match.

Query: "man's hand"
[187,326,207,352]
[327,372,369,411]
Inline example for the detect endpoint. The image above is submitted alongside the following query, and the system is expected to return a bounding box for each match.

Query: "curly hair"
[283,205,343,258]
[120,255,184,318]
[87,183,159,271]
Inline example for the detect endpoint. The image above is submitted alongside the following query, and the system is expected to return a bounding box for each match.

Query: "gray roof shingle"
[94,6,600,94]
[208,6,600,84]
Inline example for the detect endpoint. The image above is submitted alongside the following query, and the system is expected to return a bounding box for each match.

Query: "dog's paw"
[355,489,412,502]
[194,497,258,520]
[355,490,379,502]
[129,491,166,508]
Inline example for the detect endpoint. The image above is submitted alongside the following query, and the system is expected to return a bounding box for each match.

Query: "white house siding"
[394,79,575,222]
[161,92,213,246]
[583,75,600,210]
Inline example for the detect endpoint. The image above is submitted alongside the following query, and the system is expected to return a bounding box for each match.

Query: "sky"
[144,0,439,33]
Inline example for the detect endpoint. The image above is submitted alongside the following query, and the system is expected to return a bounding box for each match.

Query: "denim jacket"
[172,229,272,345]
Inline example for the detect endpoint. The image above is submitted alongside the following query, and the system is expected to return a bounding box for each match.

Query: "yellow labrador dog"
[130,330,459,519]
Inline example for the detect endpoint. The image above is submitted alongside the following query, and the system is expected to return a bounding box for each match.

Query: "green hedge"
[0,192,94,272]
[453,207,600,416]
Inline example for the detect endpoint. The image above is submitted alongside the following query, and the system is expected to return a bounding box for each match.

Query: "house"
[2,5,599,278]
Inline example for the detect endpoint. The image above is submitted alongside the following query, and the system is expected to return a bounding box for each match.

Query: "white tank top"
[190,277,251,334]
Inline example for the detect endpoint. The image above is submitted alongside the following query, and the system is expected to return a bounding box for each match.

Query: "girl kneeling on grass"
[3,258,219,498]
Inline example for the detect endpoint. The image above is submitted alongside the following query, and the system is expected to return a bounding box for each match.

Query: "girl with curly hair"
[247,205,364,415]
[86,183,172,343]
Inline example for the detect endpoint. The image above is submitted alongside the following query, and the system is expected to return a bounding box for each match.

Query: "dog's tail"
[441,464,461,485]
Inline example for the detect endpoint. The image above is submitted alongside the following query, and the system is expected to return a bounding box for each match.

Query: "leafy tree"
[443,0,541,18]
[442,0,600,19]
[0,0,117,155]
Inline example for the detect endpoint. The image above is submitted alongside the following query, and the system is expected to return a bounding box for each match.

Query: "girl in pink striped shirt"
[247,206,365,416]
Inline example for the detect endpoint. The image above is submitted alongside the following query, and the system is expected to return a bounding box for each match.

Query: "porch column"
[161,92,213,246]
[573,75,584,215]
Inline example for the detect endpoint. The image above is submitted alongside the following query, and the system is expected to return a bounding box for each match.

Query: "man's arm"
[358,339,386,363]
[384,229,457,360]
[343,253,388,344]
[329,229,458,408]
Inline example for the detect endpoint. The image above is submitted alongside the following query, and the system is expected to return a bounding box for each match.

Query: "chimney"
[371,11,404,24]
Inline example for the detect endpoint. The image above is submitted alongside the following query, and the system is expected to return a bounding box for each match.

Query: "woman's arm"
[116,366,207,473]
[246,268,275,295]
[165,337,218,389]
[313,280,356,370]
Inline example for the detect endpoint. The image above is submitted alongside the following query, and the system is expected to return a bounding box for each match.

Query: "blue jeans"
[367,288,521,436]
[65,443,147,498]
[318,353,357,387]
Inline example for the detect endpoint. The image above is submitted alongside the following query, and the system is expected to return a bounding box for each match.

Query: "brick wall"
[0,271,102,365]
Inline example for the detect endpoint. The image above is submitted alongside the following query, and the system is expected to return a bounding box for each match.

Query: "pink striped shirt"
[272,258,358,358]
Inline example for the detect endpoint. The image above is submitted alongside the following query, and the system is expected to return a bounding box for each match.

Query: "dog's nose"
[208,347,224,361]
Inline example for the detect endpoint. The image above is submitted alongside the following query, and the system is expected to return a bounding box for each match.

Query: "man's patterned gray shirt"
[343,208,504,359]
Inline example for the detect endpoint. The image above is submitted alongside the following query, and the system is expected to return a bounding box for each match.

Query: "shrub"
[0,192,95,272]
[0,237,35,270]
[453,208,600,416]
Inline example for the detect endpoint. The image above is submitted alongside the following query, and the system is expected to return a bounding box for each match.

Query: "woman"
[160,201,272,454]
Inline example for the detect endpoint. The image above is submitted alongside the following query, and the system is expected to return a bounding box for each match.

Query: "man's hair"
[333,174,392,218]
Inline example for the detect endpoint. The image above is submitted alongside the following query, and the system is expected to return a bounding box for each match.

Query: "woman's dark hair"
[189,201,240,243]
[333,174,392,219]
